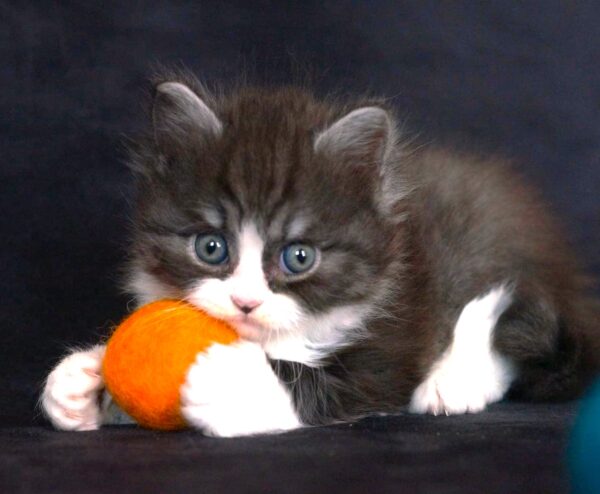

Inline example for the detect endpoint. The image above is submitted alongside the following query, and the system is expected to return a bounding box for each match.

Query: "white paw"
[41,345,106,431]
[409,358,505,415]
[409,286,515,415]
[180,342,301,437]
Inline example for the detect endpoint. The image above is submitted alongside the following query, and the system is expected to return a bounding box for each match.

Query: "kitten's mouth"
[228,314,268,342]
[230,313,260,324]
[186,299,271,342]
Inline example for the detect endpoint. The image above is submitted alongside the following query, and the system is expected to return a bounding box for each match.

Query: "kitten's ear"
[152,82,222,148]
[315,106,406,220]
[314,107,392,166]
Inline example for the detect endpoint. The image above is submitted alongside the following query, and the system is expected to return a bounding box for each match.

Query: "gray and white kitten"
[42,75,600,436]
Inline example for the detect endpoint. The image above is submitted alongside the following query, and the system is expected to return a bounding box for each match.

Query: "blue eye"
[281,244,317,274]
[194,234,228,265]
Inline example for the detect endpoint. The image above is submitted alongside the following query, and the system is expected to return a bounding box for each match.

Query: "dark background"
[3,0,600,426]
[2,3,600,492]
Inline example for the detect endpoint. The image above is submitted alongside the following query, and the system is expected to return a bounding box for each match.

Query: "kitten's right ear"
[152,82,222,149]
[314,106,392,168]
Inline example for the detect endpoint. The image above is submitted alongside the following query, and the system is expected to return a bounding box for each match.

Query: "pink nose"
[231,295,263,314]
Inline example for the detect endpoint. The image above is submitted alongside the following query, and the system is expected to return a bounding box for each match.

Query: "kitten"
[41,74,600,436]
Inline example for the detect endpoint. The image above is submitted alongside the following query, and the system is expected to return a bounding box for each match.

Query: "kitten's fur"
[41,73,600,435]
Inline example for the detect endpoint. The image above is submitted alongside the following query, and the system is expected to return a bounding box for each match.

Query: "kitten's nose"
[231,295,263,314]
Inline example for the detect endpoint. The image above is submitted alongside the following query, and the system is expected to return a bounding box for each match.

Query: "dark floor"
[1,403,576,494]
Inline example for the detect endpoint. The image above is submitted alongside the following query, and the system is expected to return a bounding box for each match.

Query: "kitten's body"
[41,77,600,435]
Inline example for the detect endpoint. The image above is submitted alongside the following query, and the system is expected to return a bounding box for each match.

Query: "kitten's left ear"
[314,106,392,166]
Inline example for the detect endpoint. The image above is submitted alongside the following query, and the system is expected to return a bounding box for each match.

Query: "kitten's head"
[125,77,407,354]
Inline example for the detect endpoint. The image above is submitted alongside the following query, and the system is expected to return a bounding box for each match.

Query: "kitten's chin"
[230,319,266,342]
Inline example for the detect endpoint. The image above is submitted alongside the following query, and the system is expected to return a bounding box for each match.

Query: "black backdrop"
[2,1,600,428]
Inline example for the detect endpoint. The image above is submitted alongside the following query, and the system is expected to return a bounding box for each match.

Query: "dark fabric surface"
[2,1,599,493]
[0,403,577,494]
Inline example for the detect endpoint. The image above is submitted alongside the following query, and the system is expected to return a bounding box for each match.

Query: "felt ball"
[568,378,600,494]
[102,299,238,430]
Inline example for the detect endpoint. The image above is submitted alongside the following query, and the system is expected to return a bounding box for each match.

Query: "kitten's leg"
[180,341,302,437]
[41,345,107,431]
[410,286,516,415]
[493,294,586,401]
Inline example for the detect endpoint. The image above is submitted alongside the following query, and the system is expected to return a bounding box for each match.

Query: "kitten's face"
[127,82,403,348]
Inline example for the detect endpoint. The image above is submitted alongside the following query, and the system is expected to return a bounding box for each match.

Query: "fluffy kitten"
[41,74,600,436]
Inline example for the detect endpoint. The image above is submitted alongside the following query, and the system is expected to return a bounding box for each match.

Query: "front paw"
[409,287,515,415]
[41,346,105,431]
[180,342,301,437]
[409,354,513,415]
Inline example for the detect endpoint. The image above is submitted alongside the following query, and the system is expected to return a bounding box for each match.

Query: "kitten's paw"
[41,345,106,431]
[180,342,301,437]
[409,287,515,415]
[409,363,493,415]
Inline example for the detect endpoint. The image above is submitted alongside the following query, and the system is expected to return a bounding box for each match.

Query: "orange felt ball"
[102,299,238,430]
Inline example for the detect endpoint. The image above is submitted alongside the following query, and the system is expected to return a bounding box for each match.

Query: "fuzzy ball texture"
[568,378,600,494]
[102,300,238,430]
